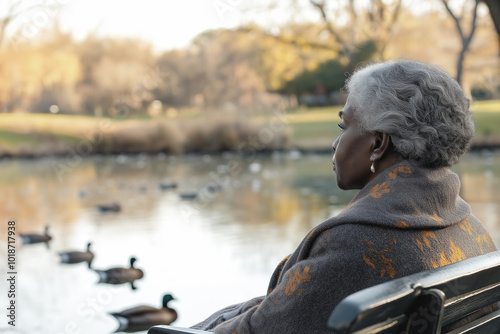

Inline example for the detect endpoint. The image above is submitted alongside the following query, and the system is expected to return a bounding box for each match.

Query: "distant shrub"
[100,120,184,154]
[0,113,291,157]
[180,116,290,153]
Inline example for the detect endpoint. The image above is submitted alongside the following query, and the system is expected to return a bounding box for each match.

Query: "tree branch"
[377,0,403,58]
[236,27,336,52]
[442,0,480,85]
[442,0,465,40]
[347,0,357,24]
[464,0,480,48]
[0,1,45,49]
[308,0,351,55]
[483,0,500,47]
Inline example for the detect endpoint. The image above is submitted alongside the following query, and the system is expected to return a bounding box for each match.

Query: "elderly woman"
[192,59,497,333]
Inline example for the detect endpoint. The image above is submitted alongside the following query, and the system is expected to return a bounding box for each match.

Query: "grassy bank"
[0,113,291,157]
[1,100,499,157]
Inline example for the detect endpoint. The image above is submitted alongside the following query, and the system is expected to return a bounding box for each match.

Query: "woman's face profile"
[332,99,376,190]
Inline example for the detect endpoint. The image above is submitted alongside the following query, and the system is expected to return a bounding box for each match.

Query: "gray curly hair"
[345,59,475,168]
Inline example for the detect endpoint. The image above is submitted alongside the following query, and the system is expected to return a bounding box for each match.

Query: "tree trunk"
[483,0,500,53]
[442,0,479,87]
[456,47,466,86]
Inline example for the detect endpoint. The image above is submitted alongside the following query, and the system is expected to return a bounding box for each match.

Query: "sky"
[5,0,251,52]
[4,0,478,52]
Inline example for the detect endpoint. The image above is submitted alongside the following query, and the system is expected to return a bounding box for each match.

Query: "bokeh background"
[0,0,499,333]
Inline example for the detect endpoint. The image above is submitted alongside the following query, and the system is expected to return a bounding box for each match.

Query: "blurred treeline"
[0,1,499,116]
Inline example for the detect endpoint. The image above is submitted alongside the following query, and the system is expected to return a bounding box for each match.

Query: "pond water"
[0,151,499,334]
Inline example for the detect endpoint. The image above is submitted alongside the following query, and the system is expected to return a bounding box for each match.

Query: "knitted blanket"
[192,161,497,333]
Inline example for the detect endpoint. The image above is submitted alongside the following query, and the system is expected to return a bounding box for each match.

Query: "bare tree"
[441,0,480,85]
[483,0,500,48]
[0,0,50,50]
[309,0,403,61]
[0,1,36,49]
[366,0,404,58]
[240,0,403,65]
[0,1,23,49]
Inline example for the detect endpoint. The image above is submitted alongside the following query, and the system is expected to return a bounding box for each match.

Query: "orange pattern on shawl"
[395,221,409,228]
[388,166,412,179]
[285,266,312,296]
[414,231,438,251]
[369,182,390,198]
[431,240,467,268]
[362,239,396,279]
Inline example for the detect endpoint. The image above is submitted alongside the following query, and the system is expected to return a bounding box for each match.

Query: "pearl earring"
[370,160,375,173]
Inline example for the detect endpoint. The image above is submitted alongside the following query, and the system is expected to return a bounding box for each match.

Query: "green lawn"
[472,112,500,137]
[471,100,500,113]
[0,131,39,146]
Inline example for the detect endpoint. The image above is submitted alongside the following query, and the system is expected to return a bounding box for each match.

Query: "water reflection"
[0,151,499,333]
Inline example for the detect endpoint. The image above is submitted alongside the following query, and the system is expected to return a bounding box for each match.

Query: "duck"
[94,257,144,290]
[205,183,222,193]
[179,192,198,200]
[158,182,178,191]
[95,202,121,213]
[58,242,95,268]
[20,225,52,248]
[110,294,178,333]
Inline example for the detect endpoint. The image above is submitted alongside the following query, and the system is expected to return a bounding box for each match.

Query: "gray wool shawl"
[192,161,497,334]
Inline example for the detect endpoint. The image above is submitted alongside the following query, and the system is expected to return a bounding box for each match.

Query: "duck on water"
[59,242,95,268]
[95,202,121,213]
[110,294,177,333]
[20,225,52,248]
[94,257,144,290]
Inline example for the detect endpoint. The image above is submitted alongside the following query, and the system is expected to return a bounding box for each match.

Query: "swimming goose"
[95,202,121,213]
[20,225,52,248]
[179,192,198,200]
[59,242,95,268]
[111,294,177,333]
[158,182,178,191]
[94,257,144,290]
[205,184,222,193]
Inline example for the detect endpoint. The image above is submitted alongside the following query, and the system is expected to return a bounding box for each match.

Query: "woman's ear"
[372,132,392,161]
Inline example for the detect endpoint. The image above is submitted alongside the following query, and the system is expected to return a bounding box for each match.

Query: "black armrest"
[148,325,211,334]
[328,250,500,334]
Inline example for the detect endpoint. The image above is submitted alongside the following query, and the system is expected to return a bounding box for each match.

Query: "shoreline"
[1,140,500,160]
[2,107,500,160]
